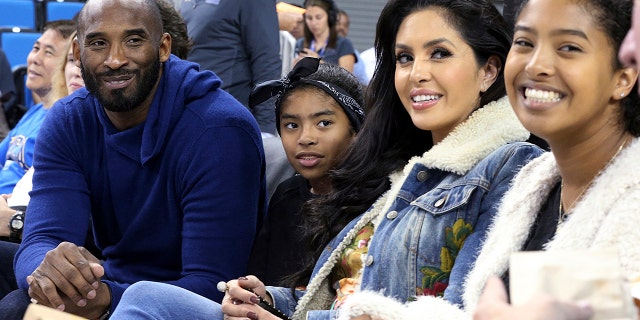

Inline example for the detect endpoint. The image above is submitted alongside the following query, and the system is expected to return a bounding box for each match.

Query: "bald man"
[0,0,266,318]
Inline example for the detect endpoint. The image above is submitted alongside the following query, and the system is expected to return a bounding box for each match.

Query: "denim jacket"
[268,97,544,320]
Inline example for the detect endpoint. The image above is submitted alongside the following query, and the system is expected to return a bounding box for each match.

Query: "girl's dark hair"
[515,0,639,136]
[289,0,511,292]
[279,62,365,132]
[302,0,338,49]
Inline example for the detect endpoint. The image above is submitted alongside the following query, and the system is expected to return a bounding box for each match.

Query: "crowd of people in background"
[0,0,639,319]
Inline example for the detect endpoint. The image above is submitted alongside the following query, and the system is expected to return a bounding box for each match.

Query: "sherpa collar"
[412,96,529,175]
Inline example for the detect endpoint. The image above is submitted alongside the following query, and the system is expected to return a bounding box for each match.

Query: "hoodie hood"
[141,55,222,164]
[98,55,223,165]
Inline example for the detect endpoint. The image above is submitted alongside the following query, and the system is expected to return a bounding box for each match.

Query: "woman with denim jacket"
[337,0,640,319]
[105,0,542,319]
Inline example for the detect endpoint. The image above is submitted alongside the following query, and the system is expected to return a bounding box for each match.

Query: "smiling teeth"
[525,88,562,103]
[412,95,440,103]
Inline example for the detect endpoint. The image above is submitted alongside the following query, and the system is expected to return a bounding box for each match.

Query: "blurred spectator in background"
[156,0,192,59]
[276,2,305,76]
[180,0,282,135]
[0,29,85,245]
[359,47,376,87]
[294,0,356,73]
[335,8,350,38]
[0,20,76,195]
[336,9,369,85]
[0,49,15,139]
[277,2,305,39]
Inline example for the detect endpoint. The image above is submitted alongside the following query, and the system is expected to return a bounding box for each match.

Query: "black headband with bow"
[249,57,365,134]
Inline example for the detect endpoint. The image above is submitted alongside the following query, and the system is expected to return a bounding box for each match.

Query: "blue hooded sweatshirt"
[15,56,266,313]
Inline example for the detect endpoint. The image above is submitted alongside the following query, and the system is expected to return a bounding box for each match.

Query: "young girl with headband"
[248,57,366,288]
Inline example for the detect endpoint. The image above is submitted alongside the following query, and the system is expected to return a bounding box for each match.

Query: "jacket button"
[386,210,398,220]
[365,255,374,266]
[416,170,428,182]
[434,197,446,208]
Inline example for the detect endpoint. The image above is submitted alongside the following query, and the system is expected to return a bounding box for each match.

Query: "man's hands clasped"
[27,241,111,319]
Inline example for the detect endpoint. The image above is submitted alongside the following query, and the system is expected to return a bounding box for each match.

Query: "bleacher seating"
[45,1,84,22]
[7,65,29,125]
[0,29,39,110]
[0,0,37,31]
[14,65,35,110]
[0,30,41,68]
[0,0,86,118]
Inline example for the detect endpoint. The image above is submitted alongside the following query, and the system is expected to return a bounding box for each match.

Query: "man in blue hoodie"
[0,0,266,319]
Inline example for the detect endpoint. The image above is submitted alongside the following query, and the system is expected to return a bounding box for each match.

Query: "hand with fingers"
[291,49,321,69]
[219,276,287,320]
[297,48,319,59]
[0,194,16,238]
[27,241,111,319]
[473,276,593,320]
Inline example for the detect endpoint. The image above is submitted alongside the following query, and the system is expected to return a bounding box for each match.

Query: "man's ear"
[480,55,501,93]
[72,39,81,68]
[159,32,172,63]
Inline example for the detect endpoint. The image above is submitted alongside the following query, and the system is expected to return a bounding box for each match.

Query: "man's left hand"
[27,242,110,318]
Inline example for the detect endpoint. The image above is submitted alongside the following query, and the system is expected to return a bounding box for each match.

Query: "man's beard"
[81,57,161,113]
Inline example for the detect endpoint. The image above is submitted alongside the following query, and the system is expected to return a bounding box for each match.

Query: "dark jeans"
[0,241,28,320]
[0,241,19,298]
[0,288,29,320]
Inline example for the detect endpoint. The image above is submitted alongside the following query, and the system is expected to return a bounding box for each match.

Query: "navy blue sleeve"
[242,0,282,134]
[14,103,93,289]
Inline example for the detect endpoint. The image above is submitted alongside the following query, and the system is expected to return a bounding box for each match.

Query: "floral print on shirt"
[416,218,473,297]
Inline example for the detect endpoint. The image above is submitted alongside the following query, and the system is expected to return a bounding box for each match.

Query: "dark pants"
[0,288,30,320]
[0,241,28,320]
[0,241,19,298]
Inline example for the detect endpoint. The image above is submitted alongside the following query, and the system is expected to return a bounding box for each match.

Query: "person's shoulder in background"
[359,47,376,85]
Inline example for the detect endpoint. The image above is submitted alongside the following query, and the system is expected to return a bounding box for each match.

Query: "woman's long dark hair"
[302,0,338,49]
[289,0,512,292]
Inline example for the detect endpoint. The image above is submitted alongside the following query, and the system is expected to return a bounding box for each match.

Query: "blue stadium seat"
[0,30,41,69]
[0,0,37,30]
[11,64,34,116]
[46,1,84,22]
[11,65,35,109]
